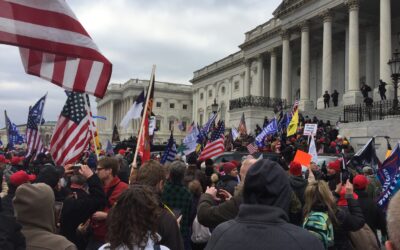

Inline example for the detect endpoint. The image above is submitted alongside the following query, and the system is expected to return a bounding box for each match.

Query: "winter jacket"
[216,175,238,195]
[289,175,307,206]
[158,202,184,250]
[91,176,128,242]
[2,186,16,216]
[99,233,170,250]
[205,204,324,250]
[60,174,106,250]
[13,183,77,250]
[0,196,26,250]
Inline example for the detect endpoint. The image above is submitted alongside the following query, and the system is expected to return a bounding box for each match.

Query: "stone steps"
[301,106,343,123]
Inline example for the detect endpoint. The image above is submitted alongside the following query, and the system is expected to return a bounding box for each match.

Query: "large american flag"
[0,0,112,98]
[198,121,225,161]
[50,92,91,166]
[26,94,46,158]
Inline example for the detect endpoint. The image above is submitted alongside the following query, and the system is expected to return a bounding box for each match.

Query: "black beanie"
[35,165,61,189]
[243,159,291,214]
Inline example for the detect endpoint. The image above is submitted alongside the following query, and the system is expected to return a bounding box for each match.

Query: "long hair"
[303,180,339,226]
[106,185,161,250]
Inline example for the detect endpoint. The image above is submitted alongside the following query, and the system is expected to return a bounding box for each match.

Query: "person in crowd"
[35,164,69,202]
[184,157,206,191]
[206,159,324,250]
[385,191,400,250]
[60,164,106,250]
[352,174,387,245]
[216,162,238,195]
[135,160,184,250]
[162,161,193,250]
[115,153,130,184]
[197,158,257,228]
[188,180,207,250]
[364,96,373,107]
[378,79,387,100]
[0,196,26,249]
[325,160,341,191]
[363,166,382,200]
[361,83,372,98]
[331,90,339,107]
[99,185,169,250]
[204,159,215,188]
[289,161,307,206]
[323,91,331,109]
[88,157,128,249]
[13,183,76,249]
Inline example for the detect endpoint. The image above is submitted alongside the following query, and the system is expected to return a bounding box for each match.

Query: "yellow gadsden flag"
[287,110,299,137]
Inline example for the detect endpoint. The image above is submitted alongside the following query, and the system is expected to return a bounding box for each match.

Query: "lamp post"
[388,49,400,110]
[211,98,219,114]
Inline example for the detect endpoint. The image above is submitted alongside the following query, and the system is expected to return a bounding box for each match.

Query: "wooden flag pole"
[84,94,99,161]
[130,65,156,180]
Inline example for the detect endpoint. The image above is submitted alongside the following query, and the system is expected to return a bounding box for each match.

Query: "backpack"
[348,223,380,250]
[303,211,334,249]
[191,216,211,243]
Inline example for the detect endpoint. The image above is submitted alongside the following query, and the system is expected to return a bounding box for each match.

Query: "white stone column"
[281,30,291,103]
[380,0,393,98]
[269,49,277,98]
[256,55,264,96]
[299,21,313,111]
[318,11,333,109]
[244,60,251,96]
[192,89,197,124]
[343,0,363,105]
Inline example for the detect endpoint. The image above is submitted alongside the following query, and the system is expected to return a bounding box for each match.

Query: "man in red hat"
[353,174,387,245]
[325,160,341,190]
[289,162,307,206]
[216,162,239,195]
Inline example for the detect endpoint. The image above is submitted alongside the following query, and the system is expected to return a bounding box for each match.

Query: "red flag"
[0,0,112,98]
[138,114,151,162]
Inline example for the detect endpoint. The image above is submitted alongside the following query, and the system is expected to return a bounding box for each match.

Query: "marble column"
[192,89,197,124]
[269,49,277,98]
[343,0,363,105]
[256,55,264,96]
[318,10,333,109]
[109,100,114,132]
[281,30,291,103]
[380,0,393,98]
[299,21,314,111]
[244,60,251,97]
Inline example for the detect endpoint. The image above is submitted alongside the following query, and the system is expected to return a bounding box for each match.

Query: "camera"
[72,164,82,170]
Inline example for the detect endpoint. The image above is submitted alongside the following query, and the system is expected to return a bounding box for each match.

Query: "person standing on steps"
[331,90,339,107]
[378,80,387,101]
[323,91,330,109]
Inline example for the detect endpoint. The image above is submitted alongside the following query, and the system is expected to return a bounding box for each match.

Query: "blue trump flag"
[5,111,25,148]
[377,143,400,211]
[161,132,177,164]
[255,118,278,147]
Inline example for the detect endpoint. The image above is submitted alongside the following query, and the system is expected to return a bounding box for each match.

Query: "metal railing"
[343,99,400,122]
[229,96,288,111]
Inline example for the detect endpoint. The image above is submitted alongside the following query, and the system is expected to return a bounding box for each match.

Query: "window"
[200,93,204,100]
[181,121,187,132]
[183,104,188,110]
[221,86,226,95]
[170,103,175,109]
[169,120,174,131]
[208,90,212,97]
[234,81,239,90]
[156,102,162,108]
[156,119,161,130]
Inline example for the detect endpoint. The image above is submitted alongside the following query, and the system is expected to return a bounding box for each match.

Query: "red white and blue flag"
[198,121,225,161]
[26,94,46,158]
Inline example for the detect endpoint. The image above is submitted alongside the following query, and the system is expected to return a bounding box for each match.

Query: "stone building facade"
[191,0,400,132]
[96,79,193,145]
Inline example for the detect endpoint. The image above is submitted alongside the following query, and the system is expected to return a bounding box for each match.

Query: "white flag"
[183,126,199,155]
[231,127,239,141]
[149,116,156,135]
[308,135,318,164]
[120,91,145,129]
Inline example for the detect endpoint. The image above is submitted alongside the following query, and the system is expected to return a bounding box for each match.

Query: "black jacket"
[60,174,106,250]
[2,187,16,217]
[216,175,238,195]
[158,203,184,250]
[289,176,307,206]
[206,204,324,250]
[0,213,26,250]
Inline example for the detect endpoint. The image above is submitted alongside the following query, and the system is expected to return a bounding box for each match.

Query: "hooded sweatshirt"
[13,183,76,250]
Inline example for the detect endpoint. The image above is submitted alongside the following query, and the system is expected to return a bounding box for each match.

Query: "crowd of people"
[0,115,398,250]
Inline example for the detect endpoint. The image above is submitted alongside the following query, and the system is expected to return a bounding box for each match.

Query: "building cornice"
[273,0,315,18]
[239,27,282,50]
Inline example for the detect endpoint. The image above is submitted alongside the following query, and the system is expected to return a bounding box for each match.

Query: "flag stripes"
[198,138,225,161]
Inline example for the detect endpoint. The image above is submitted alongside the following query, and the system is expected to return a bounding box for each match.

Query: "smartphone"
[172,208,182,218]
[73,164,82,170]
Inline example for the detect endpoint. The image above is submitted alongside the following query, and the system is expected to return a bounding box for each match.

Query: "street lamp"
[211,98,219,114]
[388,49,400,110]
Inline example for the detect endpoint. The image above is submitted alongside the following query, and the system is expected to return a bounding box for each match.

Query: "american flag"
[0,0,112,98]
[238,112,247,135]
[5,111,25,148]
[198,121,225,161]
[292,100,299,115]
[26,94,46,158]
[246,143,258,154]
[50,92,91,166]
[199,112,217,141]
[160,132,177,164]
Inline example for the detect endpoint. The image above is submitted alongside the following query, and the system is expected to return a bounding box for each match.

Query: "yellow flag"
[386,150,392,159]
[287,110,299,137]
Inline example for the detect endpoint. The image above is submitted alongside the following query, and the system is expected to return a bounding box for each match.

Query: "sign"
[293,150,312,167]
[303,123,317,136]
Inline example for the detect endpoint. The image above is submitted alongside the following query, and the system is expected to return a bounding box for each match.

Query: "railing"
[343,100,400,122]
[229,96,288,111]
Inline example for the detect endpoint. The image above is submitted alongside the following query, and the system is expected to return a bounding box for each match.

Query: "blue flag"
[106,140,114,156]
[161,132,177,164]
[377,143,400,211]
[255,118,278,147]
[5,112,25,148]
[198,113,217,142]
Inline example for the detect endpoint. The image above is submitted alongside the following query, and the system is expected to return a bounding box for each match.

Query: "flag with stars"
[26,94,46,158]
[50,91,91,166]
[198,121,225,161]
[160,132,177,164]
[5,111,25,148]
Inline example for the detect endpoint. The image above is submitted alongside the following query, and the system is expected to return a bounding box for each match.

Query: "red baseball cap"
[118,149,126,156]
[9,170,36,187]
[353,175,369,190]
[328,160,341,173]
[0,155,10,164]
[11,156,23,165]
[289,161,302,176]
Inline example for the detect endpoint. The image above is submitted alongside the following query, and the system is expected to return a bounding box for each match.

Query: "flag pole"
[130,65,156,177]
[84,94,99,161]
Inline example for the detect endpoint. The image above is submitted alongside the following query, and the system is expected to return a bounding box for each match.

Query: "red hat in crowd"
[328,160,341,173]
[11,156,23,165]
[222,162,237,174]
[118,149,126,156]
[10,170,36,187]
[0,155,10,164]
[337,186,358,206]
[289,161,302,176]
[290,137,297,143]
[330,141,337,148]
[353,175,369,190]
[230,160,241,168]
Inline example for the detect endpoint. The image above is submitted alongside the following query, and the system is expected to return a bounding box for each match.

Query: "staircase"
[301,105,344,123]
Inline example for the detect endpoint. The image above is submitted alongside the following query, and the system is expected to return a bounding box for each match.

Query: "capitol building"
[98,0,400,144]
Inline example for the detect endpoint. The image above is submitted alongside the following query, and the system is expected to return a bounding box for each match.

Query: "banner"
[303,124,317,136]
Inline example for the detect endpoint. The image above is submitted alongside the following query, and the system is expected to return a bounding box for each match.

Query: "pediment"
[273,0,312,18]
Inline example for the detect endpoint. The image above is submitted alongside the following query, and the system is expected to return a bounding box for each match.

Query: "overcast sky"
[0,0,281,127]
